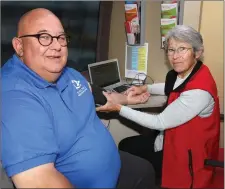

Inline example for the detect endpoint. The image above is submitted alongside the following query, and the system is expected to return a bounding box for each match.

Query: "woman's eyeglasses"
[167,47,192,56]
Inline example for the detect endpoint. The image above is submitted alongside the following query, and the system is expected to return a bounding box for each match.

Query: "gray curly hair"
[164,25,204,61]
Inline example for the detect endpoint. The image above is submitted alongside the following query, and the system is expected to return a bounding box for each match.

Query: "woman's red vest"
[162,62,220,188]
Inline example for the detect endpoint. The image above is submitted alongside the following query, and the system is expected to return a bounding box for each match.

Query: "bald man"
[1,8,155,188]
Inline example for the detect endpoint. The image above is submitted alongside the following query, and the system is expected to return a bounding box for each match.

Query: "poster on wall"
[161,18,177,47]
[160,0,180,48]
[125,43,148,80]
[124,1,141,45]
[161,3,178,18]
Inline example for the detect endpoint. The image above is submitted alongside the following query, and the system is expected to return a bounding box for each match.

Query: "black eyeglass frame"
[18,33,70,47]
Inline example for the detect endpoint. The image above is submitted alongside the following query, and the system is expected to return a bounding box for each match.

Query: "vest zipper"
[188,149,194,189]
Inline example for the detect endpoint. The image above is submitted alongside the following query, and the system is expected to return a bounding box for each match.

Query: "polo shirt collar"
[12,54,69,91]
[56,69,69,92]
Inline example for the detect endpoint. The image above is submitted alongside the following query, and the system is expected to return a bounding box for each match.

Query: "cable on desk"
[143,75,154,85]
[125,73,154,86]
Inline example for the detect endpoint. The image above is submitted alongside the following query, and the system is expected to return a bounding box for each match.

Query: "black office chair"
[204,113,224,188]
[204,114,224,168]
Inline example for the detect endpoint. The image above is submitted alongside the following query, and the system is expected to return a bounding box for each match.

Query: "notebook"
[88,59,130,93]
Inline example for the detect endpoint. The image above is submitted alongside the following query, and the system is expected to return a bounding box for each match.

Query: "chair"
[0,163,14,188]
[204,113,224,188]
[205,148,224,188]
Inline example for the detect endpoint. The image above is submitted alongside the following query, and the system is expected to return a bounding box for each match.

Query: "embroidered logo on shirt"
[71,80,87,96]
[71,80,81,89]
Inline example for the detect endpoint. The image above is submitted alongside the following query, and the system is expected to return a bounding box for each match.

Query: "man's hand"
[96,91,150,112]
[96,91,123,112]
[124,85,148,96]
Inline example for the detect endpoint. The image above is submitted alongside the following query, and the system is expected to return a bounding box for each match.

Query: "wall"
[200,1,224,113]
[199,1,224,147]
[144,1,170,83]
[108,2,126,79]
[183,1,202,31]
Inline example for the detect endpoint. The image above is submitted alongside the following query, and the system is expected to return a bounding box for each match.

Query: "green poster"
[161,18,177,37]
[161,3,178,19]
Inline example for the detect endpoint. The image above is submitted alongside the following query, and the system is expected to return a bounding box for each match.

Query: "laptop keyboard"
[113,85,129,93]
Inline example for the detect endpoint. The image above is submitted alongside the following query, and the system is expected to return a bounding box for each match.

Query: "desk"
[101,95,167,145]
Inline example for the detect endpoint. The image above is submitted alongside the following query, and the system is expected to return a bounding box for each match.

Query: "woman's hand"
[124,85,148,96]
[127,91,150,105]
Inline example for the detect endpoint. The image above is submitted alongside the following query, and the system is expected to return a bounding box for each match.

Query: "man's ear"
[12,37,23,57]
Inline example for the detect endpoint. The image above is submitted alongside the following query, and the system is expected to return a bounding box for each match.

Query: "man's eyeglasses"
[19,33,70,47]
[167,47,192,56]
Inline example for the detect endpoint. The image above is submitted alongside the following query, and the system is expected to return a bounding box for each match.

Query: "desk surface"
[128,95,167,109]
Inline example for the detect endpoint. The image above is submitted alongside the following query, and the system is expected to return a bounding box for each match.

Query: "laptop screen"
[89,60,120,87]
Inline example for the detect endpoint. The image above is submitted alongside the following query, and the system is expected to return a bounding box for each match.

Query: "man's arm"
[2,91,73,188]
[12,163,74,188]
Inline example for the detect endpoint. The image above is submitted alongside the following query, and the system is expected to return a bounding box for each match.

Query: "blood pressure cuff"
[90,84,107,106]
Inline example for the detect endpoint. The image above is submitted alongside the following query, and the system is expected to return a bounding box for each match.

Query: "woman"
[96,25,220,188]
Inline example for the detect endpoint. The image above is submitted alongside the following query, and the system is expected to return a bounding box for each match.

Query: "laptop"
[88,59,130,93]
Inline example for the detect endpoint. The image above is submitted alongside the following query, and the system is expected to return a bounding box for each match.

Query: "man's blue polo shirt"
[1,54,121,188]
